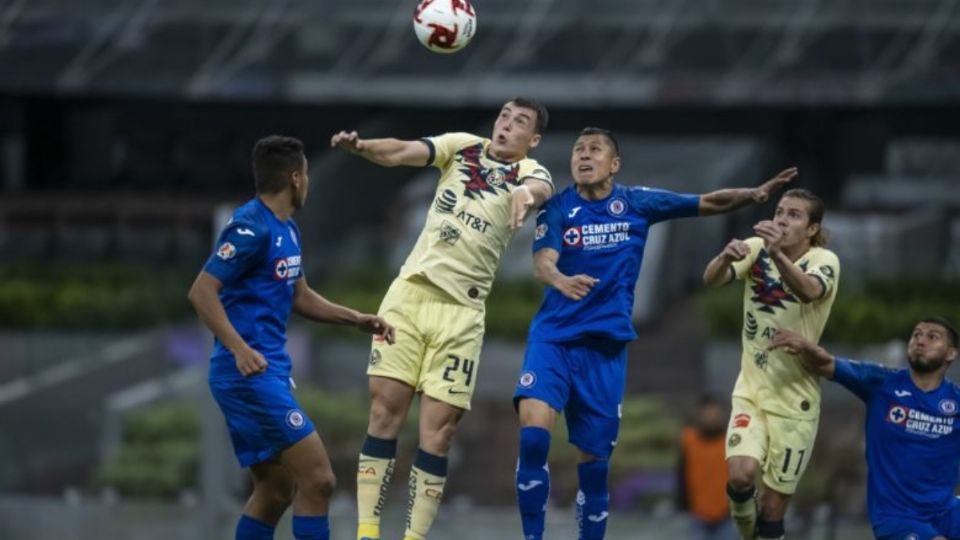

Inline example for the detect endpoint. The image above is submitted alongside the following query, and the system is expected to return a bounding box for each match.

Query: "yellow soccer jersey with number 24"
[398,132,553,310]
[730,236,840,420]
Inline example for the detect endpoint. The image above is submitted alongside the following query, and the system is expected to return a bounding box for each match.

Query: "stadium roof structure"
[2,0,959,105]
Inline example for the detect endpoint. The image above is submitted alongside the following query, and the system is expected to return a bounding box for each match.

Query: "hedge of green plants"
[700,279,960,345]
[0,265,194,330]
[0,264,545,340]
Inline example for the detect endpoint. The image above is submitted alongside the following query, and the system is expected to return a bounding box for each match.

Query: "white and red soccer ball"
[413,0,477,54]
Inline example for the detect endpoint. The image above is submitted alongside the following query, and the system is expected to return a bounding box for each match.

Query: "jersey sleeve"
[203,220,270,286]
[422,132,482,169]
[832,358,894,402]
[731,237,764,280]
[519,159,554,192]
[626,186,700,224]
[532,195,564,253]
[805,248,840,300]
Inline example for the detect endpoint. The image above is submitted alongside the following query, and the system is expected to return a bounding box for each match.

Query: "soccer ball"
[413,0,477,54]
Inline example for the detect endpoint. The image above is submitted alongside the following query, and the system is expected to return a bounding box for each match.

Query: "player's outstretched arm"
[703,239,751,287]
[188,272,267,376]
[533,248,598,301]
[768,329,836,378]
[330,130,431,168]
[292,278,396,344]
[753,220,825,302]
[698,167,798,216]
[509,180,553,230]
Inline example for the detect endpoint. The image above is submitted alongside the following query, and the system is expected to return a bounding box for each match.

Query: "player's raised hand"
[721,239,751,262]
[753,220,785,256]
[330,130,366,154]
[234,345,268,377]
[509,185,535,230]
[555,274,599,301]
[752,167,797,203]
[356,313,396,345]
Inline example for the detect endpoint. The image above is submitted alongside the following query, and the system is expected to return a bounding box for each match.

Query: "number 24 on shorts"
[442,354,476,388]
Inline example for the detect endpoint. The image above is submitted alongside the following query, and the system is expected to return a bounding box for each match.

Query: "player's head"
[694,395,726,437]
[907,317,959,374]
[252,135,309,210]
[489,97,547,161]
[571,127,621,188]
[774,188,826,250]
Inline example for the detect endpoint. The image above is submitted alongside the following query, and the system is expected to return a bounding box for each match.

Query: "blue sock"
[236,514,275,540]
[516,426,551,540]
[292,515,329,540]
[576,460,610,540]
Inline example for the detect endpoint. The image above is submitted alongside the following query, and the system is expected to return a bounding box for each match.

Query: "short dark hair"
[252,135,305,194]
[509,96,549,134]
[782,188,827,247]
[579,127,620,156]
[919,316,959,348]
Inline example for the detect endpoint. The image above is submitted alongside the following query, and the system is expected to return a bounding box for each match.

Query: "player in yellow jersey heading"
[330,97,554,540]
[702,189,840,540]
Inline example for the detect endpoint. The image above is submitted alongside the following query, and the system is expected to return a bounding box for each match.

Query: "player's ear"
[528,132,542,149]
[611,156,621,175]
[947,346,958,363]
[807,221,820,240]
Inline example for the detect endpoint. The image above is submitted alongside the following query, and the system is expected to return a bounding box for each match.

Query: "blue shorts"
[209,374,315,468]
[513,339,627,458]
[874,499,960,540]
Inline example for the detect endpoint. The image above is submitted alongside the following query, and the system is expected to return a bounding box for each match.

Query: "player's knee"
[422,422,458,454]
[265,484,296,511]
[726,467,756,492]
[368,399,405,434]
[299,467,336,501]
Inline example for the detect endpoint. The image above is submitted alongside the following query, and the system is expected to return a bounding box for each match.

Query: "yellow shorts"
[368,277,485,410]
[725,396,819,495]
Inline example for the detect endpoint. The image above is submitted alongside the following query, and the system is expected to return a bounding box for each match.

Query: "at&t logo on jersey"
[274,255,302,282]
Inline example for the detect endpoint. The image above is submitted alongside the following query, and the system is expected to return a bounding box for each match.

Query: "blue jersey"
[833,358,960,524]
[203,198,304,380]
[528,184,700,342]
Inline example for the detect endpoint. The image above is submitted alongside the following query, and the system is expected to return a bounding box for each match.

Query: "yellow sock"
[730,495,757,540]
[356,453,396,540]
[403,466,446,540]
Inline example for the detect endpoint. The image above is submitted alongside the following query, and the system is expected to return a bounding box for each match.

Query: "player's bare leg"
[358,376,416,540]
[727,456,761,540]
[236,460,295,539]
[516,398,556,540]
[280,431,337,539]
[755,487,790,540]
[574,448,611,540]
[403,393,464,540]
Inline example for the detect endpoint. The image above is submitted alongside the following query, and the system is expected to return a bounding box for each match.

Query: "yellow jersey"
[398,132,553,310]
[730,236,840,419]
